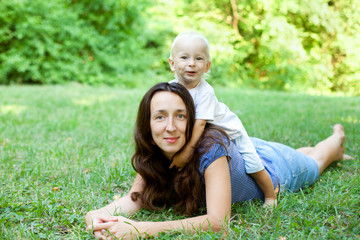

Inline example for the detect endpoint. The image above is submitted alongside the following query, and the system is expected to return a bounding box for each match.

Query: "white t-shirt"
[170,79,264,173]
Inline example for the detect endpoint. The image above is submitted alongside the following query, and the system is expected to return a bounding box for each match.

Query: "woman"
[85,82,349,239]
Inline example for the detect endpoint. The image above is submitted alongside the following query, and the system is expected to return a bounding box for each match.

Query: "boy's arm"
[170,119,207,169]
[237,127,277,207]
[250,170,277,207]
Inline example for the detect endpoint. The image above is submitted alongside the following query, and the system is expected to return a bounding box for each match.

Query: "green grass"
[1,84,359,239]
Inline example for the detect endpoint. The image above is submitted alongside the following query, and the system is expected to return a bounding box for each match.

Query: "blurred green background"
[1,0,359,95]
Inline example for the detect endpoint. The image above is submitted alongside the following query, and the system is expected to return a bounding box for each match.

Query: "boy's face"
[169,37,211,89]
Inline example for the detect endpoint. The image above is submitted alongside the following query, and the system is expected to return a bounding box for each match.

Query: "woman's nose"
[166,118,176,132]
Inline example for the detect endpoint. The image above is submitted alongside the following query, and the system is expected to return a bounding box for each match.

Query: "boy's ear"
[168,58,176,72]
[205,61,211,73]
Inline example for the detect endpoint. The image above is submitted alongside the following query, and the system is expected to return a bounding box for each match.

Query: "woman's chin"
[162,150,177,160]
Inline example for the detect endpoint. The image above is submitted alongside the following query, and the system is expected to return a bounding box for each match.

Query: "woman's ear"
[168,58,176,72]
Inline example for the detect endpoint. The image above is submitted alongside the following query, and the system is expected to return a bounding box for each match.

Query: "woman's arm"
[85,174,144,227]
[92,156,232,239]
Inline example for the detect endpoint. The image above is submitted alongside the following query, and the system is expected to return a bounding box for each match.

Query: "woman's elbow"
[207,215,230,232]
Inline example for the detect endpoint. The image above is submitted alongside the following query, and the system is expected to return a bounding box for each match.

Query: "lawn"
[1,84,359,239]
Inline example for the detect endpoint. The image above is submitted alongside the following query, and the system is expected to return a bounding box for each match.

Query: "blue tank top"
[198,136,280,203]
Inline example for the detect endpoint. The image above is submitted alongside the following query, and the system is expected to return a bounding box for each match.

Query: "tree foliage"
[162,0,360,94]
[0,0,359,95]
[0,0,152,85]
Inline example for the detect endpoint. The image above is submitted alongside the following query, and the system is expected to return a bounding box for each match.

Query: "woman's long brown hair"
[130,82,229,216]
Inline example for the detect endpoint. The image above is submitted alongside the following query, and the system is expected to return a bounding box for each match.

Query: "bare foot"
[333,124,354,160]
[333,124,345,138]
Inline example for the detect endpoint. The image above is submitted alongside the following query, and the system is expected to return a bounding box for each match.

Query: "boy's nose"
[188,59,195,66]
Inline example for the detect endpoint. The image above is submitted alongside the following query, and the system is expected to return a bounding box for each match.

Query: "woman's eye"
[155,115,164,120]
[177,114,186,119]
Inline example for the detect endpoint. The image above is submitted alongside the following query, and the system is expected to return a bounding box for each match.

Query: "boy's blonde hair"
[169,31,211,61]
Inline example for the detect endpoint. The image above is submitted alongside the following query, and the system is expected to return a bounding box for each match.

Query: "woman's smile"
[164,137,180,143]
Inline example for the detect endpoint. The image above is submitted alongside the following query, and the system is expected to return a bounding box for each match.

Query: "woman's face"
[150,91,188,159]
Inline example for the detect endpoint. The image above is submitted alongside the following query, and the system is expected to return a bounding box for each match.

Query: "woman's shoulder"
[198,127,232,174]
[201,126,230,143]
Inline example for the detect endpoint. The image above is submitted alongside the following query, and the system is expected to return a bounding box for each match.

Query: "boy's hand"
[169,149,192,170]
[262,186,279,209]
[262,198,278,209]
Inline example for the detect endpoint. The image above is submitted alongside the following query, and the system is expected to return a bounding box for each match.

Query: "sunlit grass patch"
[0,85,359,239]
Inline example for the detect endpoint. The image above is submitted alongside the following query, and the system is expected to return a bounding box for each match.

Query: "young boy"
[168,32,277,207]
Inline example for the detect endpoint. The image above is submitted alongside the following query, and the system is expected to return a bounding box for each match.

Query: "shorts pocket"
[279,179,289,193]
[289,154,308,178]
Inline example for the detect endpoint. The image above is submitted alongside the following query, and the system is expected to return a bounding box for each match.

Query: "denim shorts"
[250,137,319,193]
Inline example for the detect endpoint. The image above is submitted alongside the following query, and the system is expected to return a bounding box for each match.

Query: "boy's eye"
[180,56,187,59]
[196,57,203,60]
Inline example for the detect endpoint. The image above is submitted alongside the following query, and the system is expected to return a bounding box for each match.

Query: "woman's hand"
[86,209,115,238]
[87,213,137,239]
[85,174,145,230]
[91,216,138,240]
[85,209,112,228]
